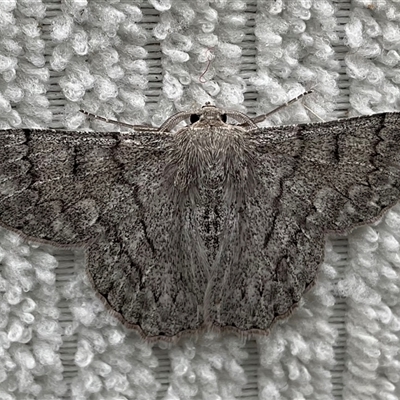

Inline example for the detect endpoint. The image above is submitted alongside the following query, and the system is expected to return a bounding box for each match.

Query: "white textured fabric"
[0,1,400,399]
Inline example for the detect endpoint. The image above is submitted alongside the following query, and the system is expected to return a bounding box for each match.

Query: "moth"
[0,95,399,342]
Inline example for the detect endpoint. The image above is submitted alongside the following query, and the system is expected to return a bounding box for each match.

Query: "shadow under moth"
[0,101,399,342]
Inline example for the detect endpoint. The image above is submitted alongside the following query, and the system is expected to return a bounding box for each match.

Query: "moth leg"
[80,109,159,131]
[303,104,325,122]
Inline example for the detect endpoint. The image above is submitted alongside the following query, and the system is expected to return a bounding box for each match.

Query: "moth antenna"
[250,90,314,125]
[79,109,159,131]
[159,111,194,133]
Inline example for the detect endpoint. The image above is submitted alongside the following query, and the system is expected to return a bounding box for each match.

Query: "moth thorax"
[170,127,256,192]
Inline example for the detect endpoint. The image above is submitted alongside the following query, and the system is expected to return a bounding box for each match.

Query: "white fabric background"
[0,0,400,399]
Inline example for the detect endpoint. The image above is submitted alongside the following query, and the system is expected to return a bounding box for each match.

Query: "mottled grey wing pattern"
[0,112,399,342]
[0,129,208,340]
[0,129,119,243]
[206,113,400,334]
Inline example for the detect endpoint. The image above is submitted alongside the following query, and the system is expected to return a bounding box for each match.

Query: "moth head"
[190,104,228,126]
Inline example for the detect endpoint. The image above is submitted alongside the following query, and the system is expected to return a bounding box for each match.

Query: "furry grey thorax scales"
[0,102,399,342]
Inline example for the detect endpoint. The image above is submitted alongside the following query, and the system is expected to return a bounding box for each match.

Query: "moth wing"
[252,112,400,233]
[206,113,400,335]
[93,134,209,340]
[0,129,117,244]
[0,129,206,341]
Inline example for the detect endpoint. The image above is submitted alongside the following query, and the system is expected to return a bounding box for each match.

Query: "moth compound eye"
[190,114,200,124]
[221,114,227,123]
